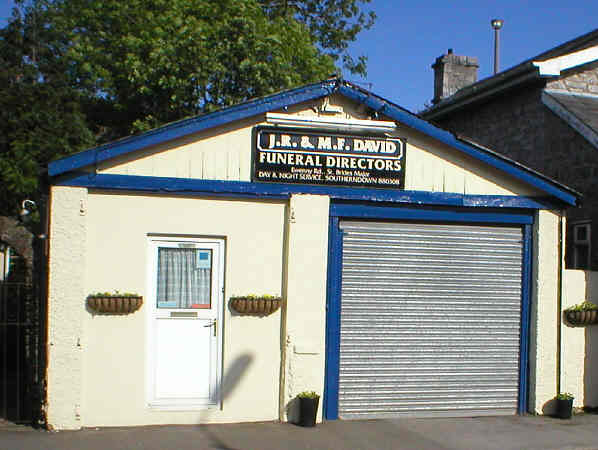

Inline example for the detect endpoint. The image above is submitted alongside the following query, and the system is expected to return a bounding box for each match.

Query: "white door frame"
[146,235,224,410]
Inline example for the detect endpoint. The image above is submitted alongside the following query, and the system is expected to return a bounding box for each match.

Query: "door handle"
[204,319,217,337]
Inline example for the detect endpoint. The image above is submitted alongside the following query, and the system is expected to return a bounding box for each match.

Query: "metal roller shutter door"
[338,221,523,419]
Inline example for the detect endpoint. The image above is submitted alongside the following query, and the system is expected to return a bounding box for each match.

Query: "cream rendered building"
[45,79,580,430]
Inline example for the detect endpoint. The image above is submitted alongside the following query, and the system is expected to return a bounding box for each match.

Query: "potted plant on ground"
[564,301,598,326]
[555,392,574,419]
[87,291,143,314]
[297,391,320,427]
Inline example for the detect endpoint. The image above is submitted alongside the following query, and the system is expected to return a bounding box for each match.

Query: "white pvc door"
[147,237,224,409]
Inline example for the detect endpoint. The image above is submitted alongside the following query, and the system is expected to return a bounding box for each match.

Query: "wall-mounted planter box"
[87,296,143,314]
[229,296,282,316]
[565,310,598,326]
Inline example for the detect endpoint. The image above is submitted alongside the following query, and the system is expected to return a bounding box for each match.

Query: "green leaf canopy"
[51,0,337,136]
[1,0,374,218]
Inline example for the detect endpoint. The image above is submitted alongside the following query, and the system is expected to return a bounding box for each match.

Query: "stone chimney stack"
[432,49,479,104]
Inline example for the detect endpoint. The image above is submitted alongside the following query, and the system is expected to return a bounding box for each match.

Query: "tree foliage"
[48,0,337,138]
[0,0,374,221]
[259,0,375,76]
[0,3,94,217]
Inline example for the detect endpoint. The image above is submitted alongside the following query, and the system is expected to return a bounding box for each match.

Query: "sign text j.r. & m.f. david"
[253,127,406,189]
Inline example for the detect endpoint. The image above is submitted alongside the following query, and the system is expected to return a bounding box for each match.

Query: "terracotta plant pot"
[229,297,282,316]
[87,296,143,314]
[565,310,598,326]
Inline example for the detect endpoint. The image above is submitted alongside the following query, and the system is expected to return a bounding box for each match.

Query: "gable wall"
[96,95,370,181]
[430,84,549,174]
[97,94,540,197]
[431,74,598,268]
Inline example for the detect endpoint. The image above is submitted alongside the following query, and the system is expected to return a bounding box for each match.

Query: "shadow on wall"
[544,269,598,415]
[585,271,598,408]
[541,398,557,416]
[584,326,598,408]
[285,396,299,424]
[196,353,254,450]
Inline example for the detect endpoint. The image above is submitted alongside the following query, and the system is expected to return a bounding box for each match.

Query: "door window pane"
[156,248,212,308]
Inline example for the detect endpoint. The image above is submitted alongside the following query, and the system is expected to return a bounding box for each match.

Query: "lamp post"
[491,19,504,74]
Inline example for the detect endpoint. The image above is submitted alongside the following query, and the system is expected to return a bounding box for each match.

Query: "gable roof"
[49,78,580,206]
[48,79,337,177]
[423,28,598,120]
[542,90,598,149]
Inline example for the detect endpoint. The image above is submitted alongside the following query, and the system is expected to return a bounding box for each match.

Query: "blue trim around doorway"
[330,203,534,224]
[323,203,534,419]
[324,216,343,420]
[519,224,533,413]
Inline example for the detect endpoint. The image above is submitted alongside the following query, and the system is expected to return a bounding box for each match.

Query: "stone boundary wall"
[547,61,598,95]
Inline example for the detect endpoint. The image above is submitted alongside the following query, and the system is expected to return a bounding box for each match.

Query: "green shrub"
[88,290,140,298]
[556,392,574,400]
[230,294,281,300]
[564,301,598,312]
[297,391,319,399]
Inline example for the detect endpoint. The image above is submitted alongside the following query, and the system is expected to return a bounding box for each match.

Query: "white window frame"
[572,222,591,270]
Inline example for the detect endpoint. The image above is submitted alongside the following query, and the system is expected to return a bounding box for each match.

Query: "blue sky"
[1,1,596,112]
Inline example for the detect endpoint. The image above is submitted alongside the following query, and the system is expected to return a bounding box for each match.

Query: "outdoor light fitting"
[19,199,36,222]
[491,19,504,30]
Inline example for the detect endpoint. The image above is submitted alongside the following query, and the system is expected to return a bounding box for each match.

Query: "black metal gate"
[0,280,43,425]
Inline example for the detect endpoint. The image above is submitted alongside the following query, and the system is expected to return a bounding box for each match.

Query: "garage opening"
[337,220,523,419]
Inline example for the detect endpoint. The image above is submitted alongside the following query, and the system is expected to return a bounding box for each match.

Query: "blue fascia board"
[56,172,559,210]
[330,203,533,224]
[48,78,578,207]
[48,80,336,177]
[337,84,578,206]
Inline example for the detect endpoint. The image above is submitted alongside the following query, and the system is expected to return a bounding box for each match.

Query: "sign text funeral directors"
[253,127,405,188]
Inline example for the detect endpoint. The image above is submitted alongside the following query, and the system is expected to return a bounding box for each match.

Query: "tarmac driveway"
[1,414,598,450]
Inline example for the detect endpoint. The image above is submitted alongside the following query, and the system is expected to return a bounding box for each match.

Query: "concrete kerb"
[2,415,598,450]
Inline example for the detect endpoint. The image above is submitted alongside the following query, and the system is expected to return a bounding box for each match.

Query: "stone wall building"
[422,29,598,270]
